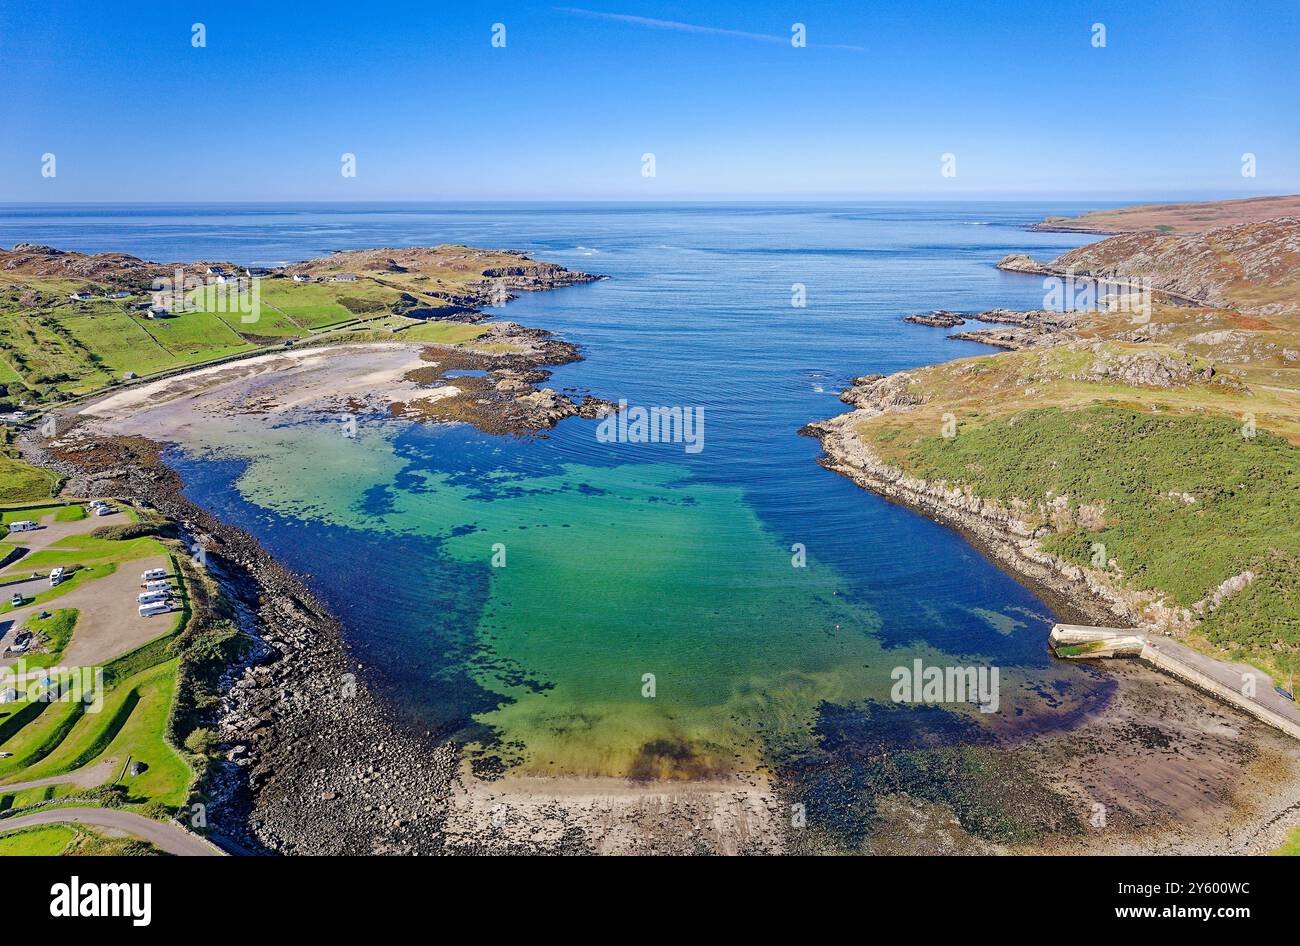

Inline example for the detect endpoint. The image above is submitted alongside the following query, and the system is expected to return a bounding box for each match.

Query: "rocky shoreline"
[21,430,460,854]
[801,374,1144,630]
[398,322,615,434]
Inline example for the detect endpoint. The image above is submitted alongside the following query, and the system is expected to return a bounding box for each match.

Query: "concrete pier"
[1049,623,1300,741]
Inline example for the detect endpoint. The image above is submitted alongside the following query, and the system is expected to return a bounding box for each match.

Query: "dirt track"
[0,807,222,855]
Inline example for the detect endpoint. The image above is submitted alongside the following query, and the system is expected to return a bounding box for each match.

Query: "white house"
[292,273,312,283]
[205,266,227,276]
[107,291,131,299]
[68,291,94,301]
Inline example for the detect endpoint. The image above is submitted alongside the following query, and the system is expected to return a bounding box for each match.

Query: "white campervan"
[7,520,38,533]
[139,601,171,617]
[49,567,65,587]
[138,590,170,604]
[141,568,168,582]
[143,579,172,593]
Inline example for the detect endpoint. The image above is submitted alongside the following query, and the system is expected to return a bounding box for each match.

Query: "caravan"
[142,579,172,593]
[138,590,170,605]
[139,600,172,618]
[7,520,38,533]
[141,568,168,583]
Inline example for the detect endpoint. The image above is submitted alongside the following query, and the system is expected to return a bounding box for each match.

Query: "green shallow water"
[226,420,920,776]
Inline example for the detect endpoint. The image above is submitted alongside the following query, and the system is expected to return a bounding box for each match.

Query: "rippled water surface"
[3,202,1105,777]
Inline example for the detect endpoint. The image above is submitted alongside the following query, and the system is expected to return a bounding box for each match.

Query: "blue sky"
[1,0,1297,200]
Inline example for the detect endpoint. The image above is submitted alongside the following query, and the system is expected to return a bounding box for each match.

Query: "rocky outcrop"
[905,307,1086,351]
[837,372,929,411]
[904,310,965,327]
[1082,350,1217,388]
[396,321,614,434]
[995,253,1052,276]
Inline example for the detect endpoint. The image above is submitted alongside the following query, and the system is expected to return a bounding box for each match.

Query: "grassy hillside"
[1033,194,1300,234]
[0,426,60,504]
[870,405,1298,675]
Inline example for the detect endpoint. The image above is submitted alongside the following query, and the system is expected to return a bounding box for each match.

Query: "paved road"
[1144,634,1300,731]
[0,807,223,856]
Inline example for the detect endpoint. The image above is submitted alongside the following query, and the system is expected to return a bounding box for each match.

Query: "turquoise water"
[3,202,1112,779]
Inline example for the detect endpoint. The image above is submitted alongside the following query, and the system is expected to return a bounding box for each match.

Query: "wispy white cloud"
[556,8,866,52]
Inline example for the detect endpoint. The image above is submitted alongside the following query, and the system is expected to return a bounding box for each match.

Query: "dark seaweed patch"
[777,700,1078,850]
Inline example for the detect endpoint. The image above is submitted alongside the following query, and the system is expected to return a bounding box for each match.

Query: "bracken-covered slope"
[1002,217,1300,316]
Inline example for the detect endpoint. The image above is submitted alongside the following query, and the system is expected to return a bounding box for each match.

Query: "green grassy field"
[0,426,62,505]
[1,658,192,807]
[0,824,76,854]
[0,822,160,855]
[1,502,90,529]
[1,270,472,404]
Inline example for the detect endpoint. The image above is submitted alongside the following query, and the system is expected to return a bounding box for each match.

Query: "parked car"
[9,593,25,607]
